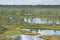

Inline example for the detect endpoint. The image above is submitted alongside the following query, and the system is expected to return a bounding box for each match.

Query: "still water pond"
[24,17,60,24]
[7,17,60,40]
[7,29,60,40]
[7,35,43,40]
[20,35,43,40]
[22,29,60,35]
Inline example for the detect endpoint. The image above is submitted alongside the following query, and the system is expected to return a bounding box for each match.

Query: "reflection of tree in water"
[15,36,20,40]
[29,29,39,32]
[54,30,56,32]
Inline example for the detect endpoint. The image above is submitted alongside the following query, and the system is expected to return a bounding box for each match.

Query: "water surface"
[24,17,60,24]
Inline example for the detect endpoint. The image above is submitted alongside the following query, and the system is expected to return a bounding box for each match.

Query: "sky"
[0,0,60,5]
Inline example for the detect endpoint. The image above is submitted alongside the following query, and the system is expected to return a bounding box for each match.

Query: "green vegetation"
[0,29,38,40]
[0,37,20,40]
[0,24,7,34]
[0,5,60,40]
[0,5,60,30]
[4,30,38,36]
[40,35,60,40]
